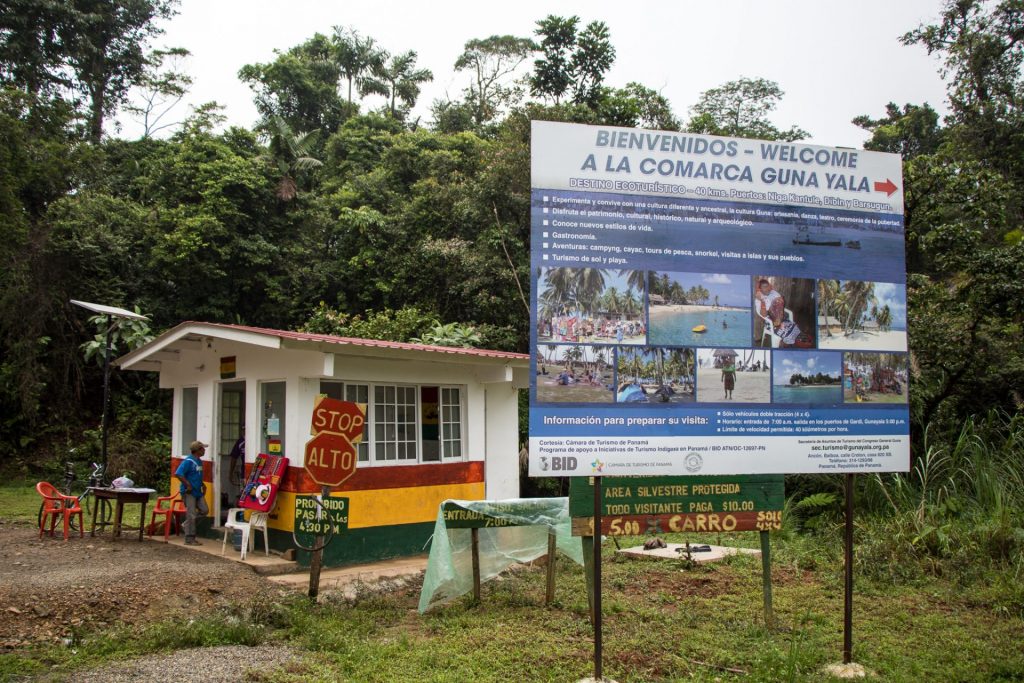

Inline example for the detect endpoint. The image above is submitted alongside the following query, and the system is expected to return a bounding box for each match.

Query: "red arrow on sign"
[874,178,898,196]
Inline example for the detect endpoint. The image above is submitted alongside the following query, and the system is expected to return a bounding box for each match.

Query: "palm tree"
[621,288,640,317]
[621,269,647,295]
[817,279,840,337]
[363,50,434,118]
[332,27,386,104]
[602,287,621,315]
[573,268,608,315]
[262,116,323,201]
[840,280,877,336]
[877,305,892,332]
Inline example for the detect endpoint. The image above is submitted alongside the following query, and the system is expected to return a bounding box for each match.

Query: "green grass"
[0,479,146,532]
[4,529,1021,682]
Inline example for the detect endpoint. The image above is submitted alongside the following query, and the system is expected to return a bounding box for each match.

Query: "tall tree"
[62,0,179,142]
[530,14,577,105]
[687,77,808,141]
[362,50,433,119]
[239,33,353,135]
[530,15,616,107]
[454,34,535,127]
[331,26,385,105]
[569,20,615,106]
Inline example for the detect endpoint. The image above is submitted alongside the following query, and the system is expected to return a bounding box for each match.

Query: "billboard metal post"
[759,530,774,629]
[308,484,330,599]
[843,473,855,663]
[593,476,603,682]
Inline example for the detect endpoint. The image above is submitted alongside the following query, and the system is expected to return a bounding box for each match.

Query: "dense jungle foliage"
[0,1,1021,575]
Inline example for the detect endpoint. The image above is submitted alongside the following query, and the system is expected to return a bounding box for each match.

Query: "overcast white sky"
[117,0,952,148]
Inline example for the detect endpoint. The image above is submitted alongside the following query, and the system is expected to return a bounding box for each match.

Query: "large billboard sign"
[528,121,910,476]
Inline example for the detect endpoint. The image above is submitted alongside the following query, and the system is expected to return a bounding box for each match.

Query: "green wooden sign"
[442,501,533,529]
[569,475,784,536]
[295,495,349,536]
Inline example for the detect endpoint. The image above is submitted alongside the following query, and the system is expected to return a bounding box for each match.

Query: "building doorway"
[217,381,246,524]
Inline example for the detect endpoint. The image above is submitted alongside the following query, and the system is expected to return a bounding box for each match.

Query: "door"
[216,381,246,525]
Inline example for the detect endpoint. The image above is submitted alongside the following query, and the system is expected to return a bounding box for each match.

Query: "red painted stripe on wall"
[169,457,484,495]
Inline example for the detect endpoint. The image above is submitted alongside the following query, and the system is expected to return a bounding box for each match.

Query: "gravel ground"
[75,645,299,682]
[0,521,282,648]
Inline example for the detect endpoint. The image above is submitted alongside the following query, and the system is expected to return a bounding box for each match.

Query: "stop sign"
[304,431,359,487]
[310,397,366,444]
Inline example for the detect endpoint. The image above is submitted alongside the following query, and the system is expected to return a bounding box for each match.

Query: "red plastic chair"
[148,493,187,542]
[36,482,83,540]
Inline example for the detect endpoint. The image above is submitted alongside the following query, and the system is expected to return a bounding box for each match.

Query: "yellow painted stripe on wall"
[266,482,485,532]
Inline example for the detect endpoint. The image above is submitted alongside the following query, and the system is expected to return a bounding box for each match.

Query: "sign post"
[301,396,365,599]
[528,121,910,670]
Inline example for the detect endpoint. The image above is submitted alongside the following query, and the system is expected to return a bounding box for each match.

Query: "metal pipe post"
[593,476,603,681]
[843,473,855,664]
[101,314,113,469]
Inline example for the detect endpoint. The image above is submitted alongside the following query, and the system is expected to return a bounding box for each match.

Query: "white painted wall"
[157,338,523,519]
[484,382,521,499]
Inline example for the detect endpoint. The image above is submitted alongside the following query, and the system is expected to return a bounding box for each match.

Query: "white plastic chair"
[221,507,269,560]
[758,307,794,348]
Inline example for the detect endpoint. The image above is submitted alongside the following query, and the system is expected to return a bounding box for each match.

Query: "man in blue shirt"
[175,440,209,545]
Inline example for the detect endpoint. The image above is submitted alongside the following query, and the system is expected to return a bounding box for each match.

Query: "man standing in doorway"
[176,441,209,545]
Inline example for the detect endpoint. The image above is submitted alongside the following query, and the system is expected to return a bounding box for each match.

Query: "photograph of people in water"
[843,352,909,404]
[534,344,614,403]
[752,275,817,349]
[817,281,908,352]
[647,271,751,347]
[695,348,771,403]
[536,267,646,345]
[615,346,696,404]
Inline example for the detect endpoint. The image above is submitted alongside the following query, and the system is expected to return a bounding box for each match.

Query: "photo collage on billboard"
[534,266,908,407]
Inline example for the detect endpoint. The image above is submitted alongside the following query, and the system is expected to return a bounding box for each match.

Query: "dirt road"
[0,521,275,649]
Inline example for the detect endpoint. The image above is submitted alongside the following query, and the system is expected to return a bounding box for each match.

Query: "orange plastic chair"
[36,482,83,540]
[148,493,187,542]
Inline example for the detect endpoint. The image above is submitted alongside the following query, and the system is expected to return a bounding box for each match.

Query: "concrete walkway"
[145,532,298,575]
[267,555,428,598]
[145,532,427,595]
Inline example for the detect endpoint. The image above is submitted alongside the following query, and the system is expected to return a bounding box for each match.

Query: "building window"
[440,387,462,459]
[180,386,198,455]
[260,381,286,457]
[319,380,463,466]
[320,380,369,462]
[374,385,417,462]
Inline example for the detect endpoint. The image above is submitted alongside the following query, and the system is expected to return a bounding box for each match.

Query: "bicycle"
[38,461,113,532]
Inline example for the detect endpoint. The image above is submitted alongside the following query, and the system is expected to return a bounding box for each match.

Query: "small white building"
[116,322,529,566]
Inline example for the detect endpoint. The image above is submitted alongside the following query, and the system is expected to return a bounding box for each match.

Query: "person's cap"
[189,440,208,453]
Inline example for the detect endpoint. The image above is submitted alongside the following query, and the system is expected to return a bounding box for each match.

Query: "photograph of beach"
[536,267,646,345]
[615,346,695,404]
[818,281,908,352]
[844,353,909,404]
[535,344,614,403]
[648,271,751,347]
[753,275,817,349]
[772,350,843,405]
[696,349,770,403]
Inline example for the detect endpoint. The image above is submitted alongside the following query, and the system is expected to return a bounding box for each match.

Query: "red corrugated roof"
[188,322,530,361]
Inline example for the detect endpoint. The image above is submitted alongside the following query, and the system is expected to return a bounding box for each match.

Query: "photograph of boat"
[793,236,842,246]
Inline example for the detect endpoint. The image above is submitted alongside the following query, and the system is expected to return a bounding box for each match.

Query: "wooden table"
[90,487,157,540]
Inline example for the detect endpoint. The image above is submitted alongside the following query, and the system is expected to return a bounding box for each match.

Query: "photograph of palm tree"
[535,344,614,403]
[648,271,752,347]
[753,275,817,349]
[844,352,909,403]
[536,267,646,345]
[818,280,908,351]
[615,347,695,404]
